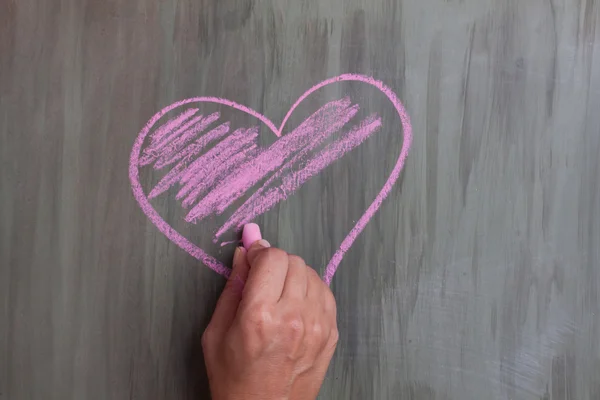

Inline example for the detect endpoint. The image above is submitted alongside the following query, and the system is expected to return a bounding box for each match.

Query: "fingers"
[245,239,273,265]
[207,247,251,333]
[243,241,289,305]
[305,267,326,304]
[305,268,338,351]
[281,255,308,301]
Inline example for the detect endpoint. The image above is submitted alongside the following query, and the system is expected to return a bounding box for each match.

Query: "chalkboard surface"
[1,1,599,399]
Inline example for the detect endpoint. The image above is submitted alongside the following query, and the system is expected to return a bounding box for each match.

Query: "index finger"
[207,247,250,333]
[242,242,289,305]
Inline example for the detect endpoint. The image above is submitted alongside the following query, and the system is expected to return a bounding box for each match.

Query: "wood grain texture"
[1,0,600,399]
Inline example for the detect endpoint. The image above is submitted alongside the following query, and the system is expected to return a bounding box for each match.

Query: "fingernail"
[257,239,270,248]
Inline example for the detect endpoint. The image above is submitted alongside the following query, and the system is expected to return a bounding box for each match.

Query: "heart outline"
[129,74,412,285]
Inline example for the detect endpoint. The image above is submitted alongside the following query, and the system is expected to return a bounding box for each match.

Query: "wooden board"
[1,1,599,399]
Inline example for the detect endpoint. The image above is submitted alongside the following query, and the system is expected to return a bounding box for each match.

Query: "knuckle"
[330,327,340,346]
[242,304,275,333]
[324,290,337,313]
[309,321,324,340]
[282,313,305,338]
[288,255,305,267]
[307,268,324,286]
[306,266,320,279]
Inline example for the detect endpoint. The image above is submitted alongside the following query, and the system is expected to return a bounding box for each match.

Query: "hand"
[202,240,339,400]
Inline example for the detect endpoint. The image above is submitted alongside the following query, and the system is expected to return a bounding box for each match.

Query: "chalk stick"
[242,223,262,250]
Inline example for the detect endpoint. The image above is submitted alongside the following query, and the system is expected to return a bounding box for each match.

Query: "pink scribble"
[154,112,221,169]
[149,108,199,144]
[129,74,413,284]
[179,128,259,206]
[149,127,257,200]
[215,114,382,238]
[184,98,359,222]
[156,122,231,170]
[140,113,206,166]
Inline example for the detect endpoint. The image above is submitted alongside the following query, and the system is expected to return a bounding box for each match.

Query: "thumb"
[207,247,250,333]
[246,239,271,267]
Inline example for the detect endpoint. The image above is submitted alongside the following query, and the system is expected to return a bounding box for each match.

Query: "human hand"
[202,239,338,400]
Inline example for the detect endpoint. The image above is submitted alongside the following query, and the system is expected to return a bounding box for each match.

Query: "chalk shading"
[141,112,220,167]
[129,73,413,284]
[215,114,382,238]
[184,98,359,223]
[156,121,231,172]
[141,113,203,166]
[149,108,199,144]
[154,112,221,169]
[178,128,259,206]
[149,127,256,200]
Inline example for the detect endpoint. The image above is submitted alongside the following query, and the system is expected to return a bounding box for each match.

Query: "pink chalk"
[242,223,262,250]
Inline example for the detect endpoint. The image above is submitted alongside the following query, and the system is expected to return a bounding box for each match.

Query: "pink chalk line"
[129,74,412,285]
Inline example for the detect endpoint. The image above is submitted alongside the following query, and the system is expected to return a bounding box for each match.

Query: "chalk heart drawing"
[129,74,412,285]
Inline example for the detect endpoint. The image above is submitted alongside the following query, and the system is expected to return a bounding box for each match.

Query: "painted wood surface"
[1,1,599,399]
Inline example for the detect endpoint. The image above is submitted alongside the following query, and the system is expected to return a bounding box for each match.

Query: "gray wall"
[1,1,599,399]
